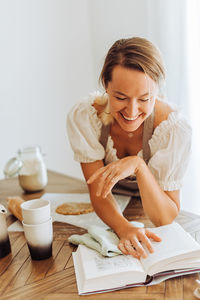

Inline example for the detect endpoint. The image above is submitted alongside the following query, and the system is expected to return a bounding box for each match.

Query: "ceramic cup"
[21,199,50,225]
[22,217,53,260]
[0,204,11,259]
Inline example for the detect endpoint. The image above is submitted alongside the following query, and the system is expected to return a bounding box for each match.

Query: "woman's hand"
[87,156,141,198]
[117,226,162,259]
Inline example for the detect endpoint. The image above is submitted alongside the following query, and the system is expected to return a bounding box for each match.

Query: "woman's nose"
[126,99,139,116]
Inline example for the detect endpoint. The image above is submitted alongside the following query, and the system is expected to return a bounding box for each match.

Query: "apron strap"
[142,109,155,164]
[99,123,111,150]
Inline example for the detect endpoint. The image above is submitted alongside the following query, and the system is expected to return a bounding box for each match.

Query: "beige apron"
[99,110,155,197]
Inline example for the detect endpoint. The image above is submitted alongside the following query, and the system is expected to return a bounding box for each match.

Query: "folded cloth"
[68,221,144,257]
[68,225,121,257]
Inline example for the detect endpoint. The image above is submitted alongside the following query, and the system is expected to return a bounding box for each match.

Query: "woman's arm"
[87,156,180,227]
[81,160,131,232]
[81,160,161,259]
[136,157,180,226]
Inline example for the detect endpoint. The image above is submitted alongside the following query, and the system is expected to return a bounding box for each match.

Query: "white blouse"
[67,92,192,191]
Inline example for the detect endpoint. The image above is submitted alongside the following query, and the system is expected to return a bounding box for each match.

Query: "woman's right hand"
[117,225,162,259]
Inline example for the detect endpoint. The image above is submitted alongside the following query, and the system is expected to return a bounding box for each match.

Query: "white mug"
[22,217,53,260]
[0,204,11,258]
[21,199,50,225]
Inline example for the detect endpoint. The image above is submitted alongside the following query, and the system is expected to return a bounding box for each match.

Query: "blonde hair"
[93,92,114,125]
[95,37,166,125]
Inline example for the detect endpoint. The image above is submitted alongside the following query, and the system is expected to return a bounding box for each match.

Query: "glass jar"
[4,146,48,193]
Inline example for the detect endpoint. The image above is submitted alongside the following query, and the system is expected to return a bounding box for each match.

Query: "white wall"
[146,0,189,116]
[88,0,149,87]
[0,0,95,180]
[88,0,189,112]
[0,0,192,199]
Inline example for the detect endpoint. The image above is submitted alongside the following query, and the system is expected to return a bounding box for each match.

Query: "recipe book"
[72,222,200,295]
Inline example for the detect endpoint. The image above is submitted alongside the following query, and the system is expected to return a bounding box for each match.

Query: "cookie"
[55,202,94,215]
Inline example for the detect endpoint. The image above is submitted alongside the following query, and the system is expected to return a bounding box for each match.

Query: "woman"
[67,37,191,259]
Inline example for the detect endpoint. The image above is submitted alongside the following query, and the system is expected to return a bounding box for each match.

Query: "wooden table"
[0,170,198,300]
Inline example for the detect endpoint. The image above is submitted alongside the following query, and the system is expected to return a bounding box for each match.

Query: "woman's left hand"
[87,156,140,198]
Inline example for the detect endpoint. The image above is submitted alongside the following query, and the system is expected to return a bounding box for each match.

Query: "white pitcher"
[0,204,11,258]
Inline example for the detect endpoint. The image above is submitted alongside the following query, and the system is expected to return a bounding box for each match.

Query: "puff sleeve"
[148,111,192,191]
[67,100,105,163]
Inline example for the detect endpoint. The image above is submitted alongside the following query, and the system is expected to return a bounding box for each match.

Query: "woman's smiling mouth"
[120,112,142,121]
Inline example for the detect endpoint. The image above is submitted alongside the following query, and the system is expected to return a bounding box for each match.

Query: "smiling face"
[106,65,158,132]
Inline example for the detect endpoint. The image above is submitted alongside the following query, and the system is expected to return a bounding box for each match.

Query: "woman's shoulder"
[154,99,174,129]
[150,99,191,154]
[154,99,191,132]
[66,92,107,163]
[67,91,104,135]
[68,92,102,120]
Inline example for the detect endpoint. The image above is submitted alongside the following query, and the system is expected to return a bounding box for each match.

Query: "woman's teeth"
[121,114,139,121]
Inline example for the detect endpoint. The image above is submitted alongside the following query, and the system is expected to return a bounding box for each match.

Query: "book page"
[148,268,200,286]
[140,222,200,276]
[78,244,144,279]
[76,245,146,293]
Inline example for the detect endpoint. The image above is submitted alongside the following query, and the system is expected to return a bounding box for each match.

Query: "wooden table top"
[0,170,198,300]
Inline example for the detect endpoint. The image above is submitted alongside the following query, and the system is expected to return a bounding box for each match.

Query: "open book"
[72,222,200,295]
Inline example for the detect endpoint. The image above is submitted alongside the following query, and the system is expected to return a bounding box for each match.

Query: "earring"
[103,93,110,115]
[100,92,114,125]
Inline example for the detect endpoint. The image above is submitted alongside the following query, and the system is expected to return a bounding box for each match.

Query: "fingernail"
[104,192,109,198]
[134,255,140,259]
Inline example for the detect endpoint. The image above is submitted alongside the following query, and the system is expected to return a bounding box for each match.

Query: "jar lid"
[18,145,41,155]
[4,157,23,178]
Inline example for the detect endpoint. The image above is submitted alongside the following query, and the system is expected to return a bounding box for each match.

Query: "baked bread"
[7,196,24,222]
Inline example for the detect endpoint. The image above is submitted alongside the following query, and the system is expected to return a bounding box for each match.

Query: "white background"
[0,0,199,213]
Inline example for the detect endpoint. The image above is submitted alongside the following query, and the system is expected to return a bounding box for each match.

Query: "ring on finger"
[124,240,133,246]
[118,243,127,252]
[110,175,117,182]
[124,240,130,246]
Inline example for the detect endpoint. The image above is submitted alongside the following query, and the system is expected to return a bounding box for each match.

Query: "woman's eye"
[116,97,127,101]
[139,98,150,102]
